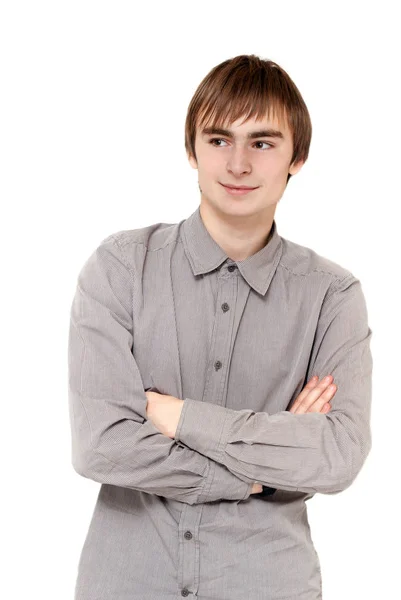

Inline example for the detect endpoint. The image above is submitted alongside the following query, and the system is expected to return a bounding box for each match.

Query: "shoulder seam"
[104,235,135,338]
[323,273,357,305]
[104,234,134,274]
[279,262,353,281]
[115,235,181,253]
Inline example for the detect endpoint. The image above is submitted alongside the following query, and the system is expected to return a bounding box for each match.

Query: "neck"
[199,198,276,262]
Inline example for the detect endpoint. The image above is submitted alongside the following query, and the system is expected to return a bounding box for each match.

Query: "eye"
[209,138,228,147]
[254,141,273,150]
[208,138,273,150]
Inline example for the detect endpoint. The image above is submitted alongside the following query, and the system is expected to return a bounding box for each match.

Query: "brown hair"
[184,54,312,184]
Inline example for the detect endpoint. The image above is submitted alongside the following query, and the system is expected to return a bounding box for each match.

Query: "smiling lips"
[220,183,258,195]
[221,183,257,190]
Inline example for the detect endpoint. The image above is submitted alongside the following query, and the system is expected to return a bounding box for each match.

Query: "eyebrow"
[201,126,284,140]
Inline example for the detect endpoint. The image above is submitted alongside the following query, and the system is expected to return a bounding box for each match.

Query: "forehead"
[198,112,290,139]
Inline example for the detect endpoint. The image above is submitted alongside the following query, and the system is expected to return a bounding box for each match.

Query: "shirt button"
[227,264,237,272]
[221,302,229,312]
[184,530,193,540]
[214,360,222,371]
[181,588,190,596]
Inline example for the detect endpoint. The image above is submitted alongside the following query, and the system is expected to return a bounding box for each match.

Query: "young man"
[68,54,373,599]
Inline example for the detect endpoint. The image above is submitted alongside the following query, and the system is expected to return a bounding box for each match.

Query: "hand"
[289,375,337,414]
[250,482,263,494]
[250,375,337,496]
[145,390,184,439]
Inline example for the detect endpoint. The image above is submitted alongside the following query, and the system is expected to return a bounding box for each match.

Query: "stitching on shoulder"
[279,262,351,280]
[114,230,180,248]
[318,273,356,307]
[106,234,134,274]
[105,233,182,276]
[115,235,181,253]
[279,263,356,305]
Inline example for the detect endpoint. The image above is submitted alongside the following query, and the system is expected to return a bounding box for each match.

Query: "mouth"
[220,183,259,196]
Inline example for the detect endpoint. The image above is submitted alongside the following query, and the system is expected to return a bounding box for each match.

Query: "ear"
[288,158,305,176]
[187,152,198,170]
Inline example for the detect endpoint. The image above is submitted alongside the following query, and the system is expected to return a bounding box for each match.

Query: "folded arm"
[175,275,373,495]
[68,235,253,505]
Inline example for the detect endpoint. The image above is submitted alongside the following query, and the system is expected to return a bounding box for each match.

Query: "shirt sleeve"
[175,274,373,495]
[68,235,253,505]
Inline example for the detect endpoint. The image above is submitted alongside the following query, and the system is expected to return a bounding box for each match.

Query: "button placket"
[177,261,240,599]
[211,262,237,379]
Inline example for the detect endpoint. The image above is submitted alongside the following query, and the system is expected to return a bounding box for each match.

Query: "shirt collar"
[180,205,283,296]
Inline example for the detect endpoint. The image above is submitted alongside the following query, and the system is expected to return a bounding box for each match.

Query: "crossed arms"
[68,236,373,505]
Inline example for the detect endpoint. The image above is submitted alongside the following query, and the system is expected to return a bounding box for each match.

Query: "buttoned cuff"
[197,459,253,503]
[175,397,236,463]
[175,398,253,502]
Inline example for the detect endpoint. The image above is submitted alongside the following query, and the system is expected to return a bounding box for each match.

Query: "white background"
[1,1,399,598]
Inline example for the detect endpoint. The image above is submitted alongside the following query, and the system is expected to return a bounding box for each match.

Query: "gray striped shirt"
[68,205,373,599]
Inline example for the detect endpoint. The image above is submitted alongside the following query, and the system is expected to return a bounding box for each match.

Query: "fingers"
[291,376,320,409]
[289,375,321,413]
[251,483,263,494]
[290,375,337,414]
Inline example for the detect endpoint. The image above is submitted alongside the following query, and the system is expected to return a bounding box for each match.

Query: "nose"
[226,146,252,176]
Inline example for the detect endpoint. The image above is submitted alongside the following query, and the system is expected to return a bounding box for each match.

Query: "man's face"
[188,113,304,219]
